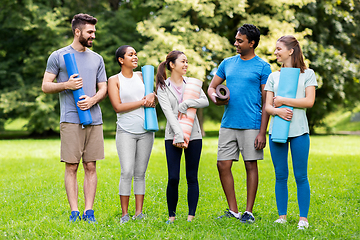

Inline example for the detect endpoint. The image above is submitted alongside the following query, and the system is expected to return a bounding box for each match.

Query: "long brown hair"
[156,50,185,91]
[277,35,306,73]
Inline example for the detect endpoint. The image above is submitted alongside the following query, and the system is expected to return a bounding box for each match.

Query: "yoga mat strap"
[63,53,93,126]
[141,65,159,132]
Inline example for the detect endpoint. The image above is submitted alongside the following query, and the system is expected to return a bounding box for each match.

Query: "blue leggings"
[165,139,202,217]
[269,134,310,218]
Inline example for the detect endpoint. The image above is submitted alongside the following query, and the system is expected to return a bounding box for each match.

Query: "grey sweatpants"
[116,127,154,196]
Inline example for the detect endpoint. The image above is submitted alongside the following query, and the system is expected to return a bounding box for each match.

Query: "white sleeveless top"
[116,72,146,134]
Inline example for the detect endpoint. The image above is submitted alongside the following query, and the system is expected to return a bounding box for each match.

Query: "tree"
[136,0,315,131]
[295,0,360,132]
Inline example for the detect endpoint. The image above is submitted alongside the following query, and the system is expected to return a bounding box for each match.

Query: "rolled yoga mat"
[271,68,300,143]
[63,53,93,126]
[215,84,230,101]
[173,77,203,148]
[141,65,159,132]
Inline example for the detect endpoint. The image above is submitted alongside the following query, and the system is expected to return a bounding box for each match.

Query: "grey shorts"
[60,123,104,163]
[217,128,263,161]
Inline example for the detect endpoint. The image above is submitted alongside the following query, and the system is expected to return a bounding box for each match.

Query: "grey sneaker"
[240,211,255,224]
[120,214,130,224]
[132,212,146,220]
[217,209,240,219]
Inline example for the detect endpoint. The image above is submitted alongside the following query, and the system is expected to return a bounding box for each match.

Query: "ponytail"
[156,61,167,91]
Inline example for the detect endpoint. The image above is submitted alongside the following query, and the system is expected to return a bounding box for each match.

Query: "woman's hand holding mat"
[173,77,203,148]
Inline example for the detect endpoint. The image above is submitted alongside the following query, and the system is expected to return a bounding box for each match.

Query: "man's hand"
[77,95,95,110]
[214,96,230,106]
[254,133,266,150]
[66,74,83,90]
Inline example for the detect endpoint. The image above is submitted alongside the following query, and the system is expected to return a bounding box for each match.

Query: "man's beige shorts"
[60,123,104,163]
[217,128,263,161]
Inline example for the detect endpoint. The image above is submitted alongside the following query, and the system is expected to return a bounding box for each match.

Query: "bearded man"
[42,13,107,223]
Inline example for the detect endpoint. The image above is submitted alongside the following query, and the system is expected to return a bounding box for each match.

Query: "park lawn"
[0,136,359,239]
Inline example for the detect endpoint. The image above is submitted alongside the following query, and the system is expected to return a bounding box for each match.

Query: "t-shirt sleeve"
[264,73,274,92]
[304,69,318,88]
[216,60,226,79]
[96,57,107,83]
[45,51,60,76]
[261,63,272,85]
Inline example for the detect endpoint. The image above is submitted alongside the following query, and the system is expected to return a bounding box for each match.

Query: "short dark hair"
[71,13,97,35]
[237,24,261,49]
[115,45,131,66]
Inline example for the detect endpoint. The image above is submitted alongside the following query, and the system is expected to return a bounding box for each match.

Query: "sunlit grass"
[0,136,359,239]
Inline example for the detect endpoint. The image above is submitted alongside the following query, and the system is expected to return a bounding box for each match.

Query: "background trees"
[0,0,359,134]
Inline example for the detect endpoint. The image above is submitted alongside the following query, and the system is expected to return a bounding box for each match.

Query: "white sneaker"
[274,218,287,224]
[298,220,309,229]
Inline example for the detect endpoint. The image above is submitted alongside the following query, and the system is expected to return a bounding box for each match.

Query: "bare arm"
[207,75,228,105]
[273,86,316,109]
[254,84,270,150]
[42,72,82,94]
[77,81,107,111]
[265,90,294,121]
[107,75,146,113]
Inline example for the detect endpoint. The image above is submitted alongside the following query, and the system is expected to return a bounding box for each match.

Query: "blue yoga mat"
[63,53,93,126]
[271,68,300,143]
[141,65,159,132]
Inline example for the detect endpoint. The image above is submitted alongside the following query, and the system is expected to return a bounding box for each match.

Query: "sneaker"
[217,209,240,219]
[240,211,255,224]
[165,219,174,224]
[69,211,81,222]
[82,209,97,223]
[298,220,309,230]
[274,218,287,224]
[120,214,130,224]
[132,212,146,220]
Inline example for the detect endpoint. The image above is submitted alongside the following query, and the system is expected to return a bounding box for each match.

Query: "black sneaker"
[240,211,255,224]
[217,209,240,219]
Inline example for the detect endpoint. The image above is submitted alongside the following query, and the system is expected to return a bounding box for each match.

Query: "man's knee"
[244,160,258,172]
[217,160,232,173]
[66,163,79,173]
[83,161,96,173]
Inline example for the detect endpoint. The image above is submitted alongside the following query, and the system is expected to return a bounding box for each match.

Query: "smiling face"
[234,32,254,56]
[119,47,138,69]
[78,24,96,48]
[274,41,294,65]
[170,54,188,76]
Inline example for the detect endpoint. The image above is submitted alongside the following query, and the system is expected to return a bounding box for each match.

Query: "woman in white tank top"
[108,45,156,224]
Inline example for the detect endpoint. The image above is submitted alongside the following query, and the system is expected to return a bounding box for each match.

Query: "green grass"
[0,136,359,239]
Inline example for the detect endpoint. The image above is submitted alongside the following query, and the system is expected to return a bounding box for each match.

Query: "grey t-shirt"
[46,45,107,125]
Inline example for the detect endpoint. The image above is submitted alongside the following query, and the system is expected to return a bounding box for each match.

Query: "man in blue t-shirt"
[208,24,271,223]
[42,14,107,223]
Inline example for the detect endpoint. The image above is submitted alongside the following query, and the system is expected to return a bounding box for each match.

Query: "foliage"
[0,137,359,238]
[1,0,360,133]
[296,0,360,131]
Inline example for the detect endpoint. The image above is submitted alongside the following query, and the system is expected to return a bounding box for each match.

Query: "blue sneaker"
[240,211,255,224]
[69,211,81,222]
[82,209,97,223]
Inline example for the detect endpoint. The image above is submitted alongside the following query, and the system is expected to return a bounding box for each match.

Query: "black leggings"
[165,139,202,217]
